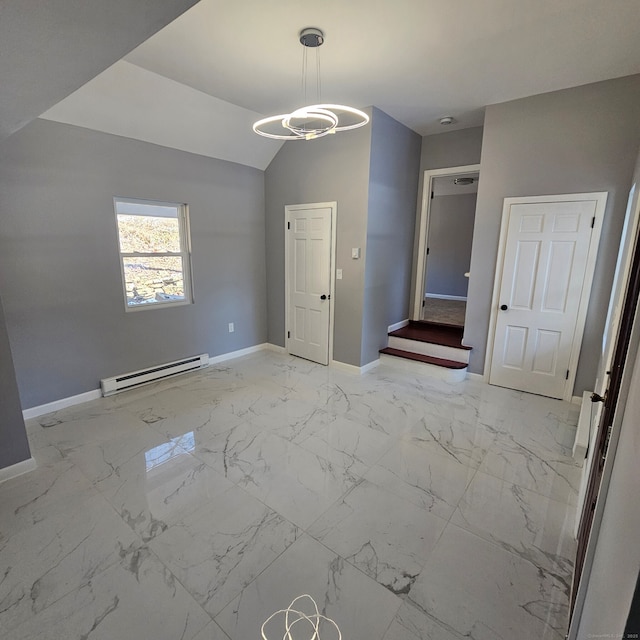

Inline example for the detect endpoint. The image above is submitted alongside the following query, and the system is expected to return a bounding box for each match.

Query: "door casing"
[485,192,607,402]
[568,182,640,637]
[412,164,481,321]
[284,201,337,364]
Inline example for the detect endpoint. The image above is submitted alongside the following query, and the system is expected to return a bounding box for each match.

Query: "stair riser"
[388,336,470,364]
[380,353,467,382]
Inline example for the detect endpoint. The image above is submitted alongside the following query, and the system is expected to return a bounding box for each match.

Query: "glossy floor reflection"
[1,351,580,639]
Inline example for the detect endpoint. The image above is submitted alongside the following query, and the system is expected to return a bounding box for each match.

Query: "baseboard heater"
[100,353,209,396]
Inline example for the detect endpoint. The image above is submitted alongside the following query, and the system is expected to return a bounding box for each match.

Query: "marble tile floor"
[0,351,581,640]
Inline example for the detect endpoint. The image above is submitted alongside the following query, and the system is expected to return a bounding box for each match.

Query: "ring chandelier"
[253,28,369,141]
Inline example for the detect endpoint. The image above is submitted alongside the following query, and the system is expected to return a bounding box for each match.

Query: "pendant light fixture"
[252,28,369,141]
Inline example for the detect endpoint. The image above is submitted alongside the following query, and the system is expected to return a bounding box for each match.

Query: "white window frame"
[113,197,194,312]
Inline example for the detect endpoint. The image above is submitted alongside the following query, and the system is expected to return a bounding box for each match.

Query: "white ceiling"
[40,0,640,168]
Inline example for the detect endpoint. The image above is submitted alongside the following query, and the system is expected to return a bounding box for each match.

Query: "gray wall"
[0,293,31,468]
[265,110,373,367]
[419,126,484,172]
[361,109,421,365]
[411,127,484,313]
[0,119,267,408]
[466,75,640,393]
[425,193,476,298]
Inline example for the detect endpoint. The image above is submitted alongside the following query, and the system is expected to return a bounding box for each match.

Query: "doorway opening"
[413,164,480,329]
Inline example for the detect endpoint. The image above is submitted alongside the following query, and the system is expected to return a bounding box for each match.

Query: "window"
[114,198,193,310]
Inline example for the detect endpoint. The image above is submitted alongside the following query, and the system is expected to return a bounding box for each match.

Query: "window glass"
[114,198,192,310]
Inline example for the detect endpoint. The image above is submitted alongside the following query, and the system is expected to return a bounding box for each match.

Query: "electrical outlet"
[228,322,234,333]
[336,269,343,280]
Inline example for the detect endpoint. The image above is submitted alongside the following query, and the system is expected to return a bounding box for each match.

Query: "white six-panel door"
[286,204,334,365]
[489,195,605,399]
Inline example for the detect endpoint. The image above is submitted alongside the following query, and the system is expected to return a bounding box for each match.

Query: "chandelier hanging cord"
[252,27,369,141]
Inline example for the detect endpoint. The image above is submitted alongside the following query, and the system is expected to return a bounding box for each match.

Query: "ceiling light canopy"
[253,28,369,141]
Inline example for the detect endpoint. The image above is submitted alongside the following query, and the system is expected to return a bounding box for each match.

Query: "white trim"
[388,319,410,333]
[330,359,380,375]
[413,164,481,320]
[114,197,194,313]
[484,192,608,403]
[380,353,467,382]
[0,457,37,484]
[23,389,102,420]
[208,343,270,364]
[425,293,467,301]
[568,291,640,639]
[285,202,337,365]
[465,372,484,381]
[387,336,470,364]
[572,395,583,406]
[361,359,380,374]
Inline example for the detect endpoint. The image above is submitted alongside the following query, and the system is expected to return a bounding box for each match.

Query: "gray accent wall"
[467,75,640,393]
[265,110,373,367]
[264,107,420,368]
[0,119,267,408]
[411,127,484,313]
[425,194,476,298]
[0,293,31,468]
[419,127,484,172]
[361,109,421,365]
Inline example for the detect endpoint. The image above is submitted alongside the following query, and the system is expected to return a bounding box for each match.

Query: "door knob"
[320,294,327,300]
[500,304,508,311]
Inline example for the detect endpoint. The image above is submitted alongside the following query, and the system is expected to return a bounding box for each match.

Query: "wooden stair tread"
[380,347,468,369]
[389,321,472,350]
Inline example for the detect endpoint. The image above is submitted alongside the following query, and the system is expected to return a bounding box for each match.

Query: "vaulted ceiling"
[0,0,199,140]
[12,1,640,169]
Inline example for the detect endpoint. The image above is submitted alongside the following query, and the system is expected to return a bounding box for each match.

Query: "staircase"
[379,320,471,382]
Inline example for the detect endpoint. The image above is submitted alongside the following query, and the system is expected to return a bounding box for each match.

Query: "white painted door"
[490,198,601,399]
[286,205,332,365]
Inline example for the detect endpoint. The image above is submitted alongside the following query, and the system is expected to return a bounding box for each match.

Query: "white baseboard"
[465,372,485,381]
[361,359,380,374]
[209,343,269,364]
[23,389,102,420]
[571,395,583,405]
[388,319,410,333]
[330,359,380,375]
[0,457,37,484]
[23,343,276,420]
[425,294,467,301]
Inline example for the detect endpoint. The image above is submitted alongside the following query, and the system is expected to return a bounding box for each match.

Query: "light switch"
[336,269,343,280]
[351,247,360,259]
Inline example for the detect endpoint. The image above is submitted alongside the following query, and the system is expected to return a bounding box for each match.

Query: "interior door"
[570,183,640,622]
[286,204,332,365]
[490,198,601,399]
